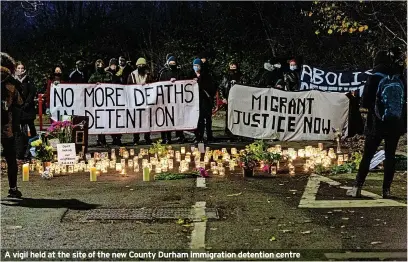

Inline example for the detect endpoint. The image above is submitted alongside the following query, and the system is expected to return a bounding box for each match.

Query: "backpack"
[374,72,404,121]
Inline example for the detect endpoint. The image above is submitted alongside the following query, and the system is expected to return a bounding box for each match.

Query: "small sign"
[61,115,72,121]
[48,138,60,152]
[57,143,77,165]
[370,150,385,170]
[198,143,205,153]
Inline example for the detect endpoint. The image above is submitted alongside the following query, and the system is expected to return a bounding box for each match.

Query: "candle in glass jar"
[231,148,237,155]
[22,163,29,181]
[123,151,129,159]
[109,160,115,169]
[134,164,140,172]
[68,165,74,173]
[343,154,349,162]
[318,143,324,151]
[116,163,122,171]
[155,166,162,173]
[180,147,186,154]
[289,165,295,175]
[275,145,282,152]
[168,160,174,170]
[130,149,135,156]
[219,167,226,176]
[190,146,195,152]
[266,165,274,175]
[90,167,97,181]
[121,159,126,167]
[143,167,150,181]
[128,160,133,168]
[185,155,191,163]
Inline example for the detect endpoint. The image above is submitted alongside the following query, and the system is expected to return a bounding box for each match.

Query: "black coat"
[159,67,185,81]
[69,69,88,83]
[15,76,36,121]
[221,71,244,99]
[117,65,133,84]
[196,71,217,115]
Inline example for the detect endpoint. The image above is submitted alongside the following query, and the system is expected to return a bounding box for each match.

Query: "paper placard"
[57,143,77,165]
[198,143,205,153]
[48,138,60,152]
[369,150,385,170]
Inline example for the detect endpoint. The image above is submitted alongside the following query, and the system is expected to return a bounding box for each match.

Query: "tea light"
[210,162,216,170]
[22,163,29,181]
[90,167,97,181]
[62,165,67,173]
[303,164,309,172]
[190,146,196,152]
[206,147,210,152]
[229,164,235,171]
[219,167,226,176]
[109,160,115,169]
[162,166,168,172]
[55,166,61,174]
[298,149,305,158]
[271,165,277,175]
[185,156,191,163]
[94,152,100,160]
[123,151,129,159]
[121,159,126,167]
[128,160,134,168]
[111,153,116,160]
[343,154,349,162]
[212,168,218,175]
[168,160,174,170]
[155,167,162,173]
[180,147,186,154]
[68,165,74,173]
[318,143,324,151]
[130,149,135,156]
[119,147,125,156]
[134,164,140,172]
[116,163,122,171]
[231,148,237,155]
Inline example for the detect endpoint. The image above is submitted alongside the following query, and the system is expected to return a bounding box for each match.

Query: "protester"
[14,61,37,139]
[69,60,88,83]
[88,59,113,147]
[283,59,300,91]
[45,66,64,109]
[221,61,245,138]
[127,57,153,145]
[258,59,283,88]
[192,58,216,143]
[105,58,123,146]
[347,50,407,199]
[117,56,133,84]
[1,52,24,198]
[158,55,186,144]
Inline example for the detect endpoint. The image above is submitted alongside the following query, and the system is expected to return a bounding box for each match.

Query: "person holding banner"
[283,59,300,91]
[221,61,245,138]
[45,66,64,110]
[347,51,406,199]
[192,58,216,143]
[127,57,153,145]
[69,60,88,83]
[158,55,186,144]
[88,59,114,147]
[117,56,133,85]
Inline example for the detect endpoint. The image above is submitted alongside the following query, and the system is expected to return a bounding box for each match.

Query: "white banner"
[228,85,349,141]
[50,81,199,134]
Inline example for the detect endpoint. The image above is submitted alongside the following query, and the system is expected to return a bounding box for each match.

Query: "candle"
[68,165,74,173]
[185,156,191,163]
[190,146,195,152]
[90,167,97,181]
[22,163,29,181]
[109,160,115,169]
[231,148,237,155]
[343,154,349,162]
[128,160,134,168]
[221,148,227,154]
[271,165,277,175]
[219,167,226,176]
[180,147,186,154]
[62,165,67,173]
[318,143,324,151]
[123,151,129,159]
[275,145,282,152]
[155,167,162,173]
[134,164,140,172]
[206,147,210,152]
[143,167,150,181]
[102,166,108,173]
[121,159,126,167]
[130,149,135,156]
[120,169,127,176]
[168,160,173,170]
[116,163,122,171]
[289,165,295,176]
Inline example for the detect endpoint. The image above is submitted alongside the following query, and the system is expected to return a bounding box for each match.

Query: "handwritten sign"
[57,143,77,165]
[47,138,60,152]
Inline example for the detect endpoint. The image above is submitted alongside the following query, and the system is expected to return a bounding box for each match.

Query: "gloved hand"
[193,78,198,81]
[53,81,60,86]
[273,63,281,69]
[170,78,176,82]
[46,108,51,116]
[222,99,227,104]
[230,80,236,85]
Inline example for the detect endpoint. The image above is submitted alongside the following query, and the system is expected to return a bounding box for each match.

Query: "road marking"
[324,252,407,260]
[298,174,406,208]
[190,202,207,251]
[196,177,206,188]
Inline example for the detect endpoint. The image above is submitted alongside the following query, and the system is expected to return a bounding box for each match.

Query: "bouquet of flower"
[46,120,74,143]
[30,139,53,162]
[238,151,258,169]
[148,139,167,156]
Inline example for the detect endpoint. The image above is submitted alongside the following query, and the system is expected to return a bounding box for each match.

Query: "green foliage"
[330,162,355,175]
[148,140,167,156]
[155,172,199,180]
[314,164,328,175]
[351,152,363,168]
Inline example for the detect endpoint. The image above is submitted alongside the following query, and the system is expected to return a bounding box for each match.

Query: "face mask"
[169,65,177,70]
[119,60,126,66]
[193,65,200,72]
[54,73,62,77]
[97,67,104,73]
[290,65,297,71]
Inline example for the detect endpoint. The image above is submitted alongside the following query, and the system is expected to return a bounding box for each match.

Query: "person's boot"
[382,188,391,199]
[8,188,22,198]
[346,186,362,198]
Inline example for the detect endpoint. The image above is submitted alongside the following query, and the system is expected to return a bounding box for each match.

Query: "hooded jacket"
[127,68,153,85]
[1,71,23,138]
[88,64,113,84]
[14,72,36,120]
[221,69,244,99]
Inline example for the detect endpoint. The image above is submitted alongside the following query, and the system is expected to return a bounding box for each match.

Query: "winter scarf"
[14,70,27,83]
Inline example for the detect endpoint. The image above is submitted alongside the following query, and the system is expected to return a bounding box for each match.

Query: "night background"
[2,1,407,91]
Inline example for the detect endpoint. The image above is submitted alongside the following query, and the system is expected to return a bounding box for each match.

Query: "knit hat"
[95,59,104,69]
[167,56,176,64]
[289,59,296,64]
[136,57,147,66]
[193,58,202,66]
[0,52,16,76]
[109,58,118,66]
[76,60,84,65]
